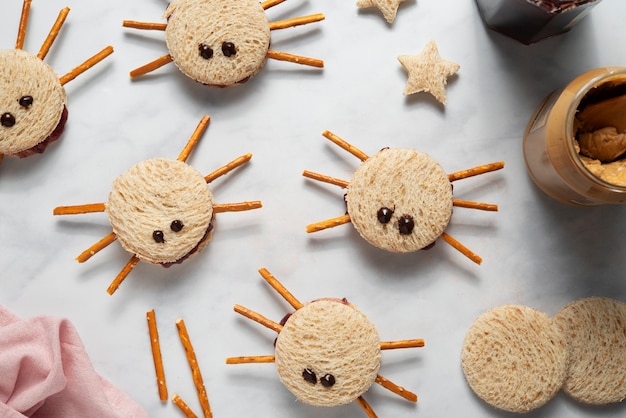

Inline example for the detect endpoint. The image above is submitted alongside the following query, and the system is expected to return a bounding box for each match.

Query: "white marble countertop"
[1,0,625,417]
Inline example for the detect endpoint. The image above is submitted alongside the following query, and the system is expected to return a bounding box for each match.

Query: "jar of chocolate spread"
[475,0,603,44]
[523,67,626,206]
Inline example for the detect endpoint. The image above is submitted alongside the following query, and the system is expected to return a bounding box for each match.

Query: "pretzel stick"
[107,255,140,295]
[453,199,498,211]
[146,310,168,402]
[0,154,4,165]
[178,115,211,162]
[306,214,351,233]
[76,232,117,263]
[59,45,114,86]
[439,232,482,265]
[204,153,252,183]
[122,20,167,31]
[380,339,425,350]
[261,0,286,10]
[16,0,32,50]
[322,130,369,161]
[302,170,349,188]
[375,375,418,402]
[53,203,106,215]
[130,54,173,78]
[225,355,276,364]
[448,161,505,182]
[172,393,199,418]
[269,13,325,30]
[38,7,70,60]
[234,304,283,333]
[266,50,324,68]
[258,267,303,309]
[176,319,212,418]
[212,201,262,213]
[356,396,378,418]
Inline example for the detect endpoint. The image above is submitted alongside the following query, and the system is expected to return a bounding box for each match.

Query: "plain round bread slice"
[553,297,626,405]
[461,305,568,413]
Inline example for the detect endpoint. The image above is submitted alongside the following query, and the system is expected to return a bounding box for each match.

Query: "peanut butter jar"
[523,67,626,206]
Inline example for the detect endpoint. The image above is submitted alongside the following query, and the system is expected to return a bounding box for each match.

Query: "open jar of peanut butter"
[523,67,626,206]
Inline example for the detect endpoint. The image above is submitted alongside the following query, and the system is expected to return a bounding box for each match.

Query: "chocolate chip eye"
[170,220,184,232]
[1,113,16,127]
[199,44,213,59]
[153,230,165,243]
[320,374,335,387]
[221,41,236,57]
[302,368,317,384]
[19,95,33,108]
[398,215,415,235]
[377,207,393,224]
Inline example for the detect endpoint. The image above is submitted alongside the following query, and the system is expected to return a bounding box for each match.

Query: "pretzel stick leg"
[53,203,106,215]
[261,0,286,10]
[37,7,70,60]
[130,54,173,79]
[380,339,425,350]
[212,201,262,213]
[306,214,351,233]
[439,232,482,265]
[178,115,211,162]
[176,319,212,418]
[375,375,418,403]
[147,309,168,402]
[59,45,114,86]
[122,20,167,30]
[266,50,324,68]
[16,0,32,49]
[226,355,276,364]
[107,255,139,295]
[302,170,349,188]
[0,154,4,165]
[172,393,199,418]
[269,13,325,30]
[258,267,303,309]
[448,161,505,182]
[322,130,369,161]
[356,396,378,418]
[234,304,283,333]
[453,200,498,211]
[76,232,117,263]
[204,154,252,183]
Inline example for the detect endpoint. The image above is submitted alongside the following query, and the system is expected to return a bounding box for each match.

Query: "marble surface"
[1,0,625,417]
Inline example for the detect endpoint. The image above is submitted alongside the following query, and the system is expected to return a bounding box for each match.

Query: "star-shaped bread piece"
[398,40,460,104]
[356,0,406,24]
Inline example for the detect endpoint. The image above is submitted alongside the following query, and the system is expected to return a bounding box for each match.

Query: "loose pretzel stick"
[204,153,252,183]
[269,13,325,30]
[356,396,378,418]
[130,54,173,79]
[147,310,168,401]
[306,214,351,233]
[302,170,349,188]
[178,115,210,162]
[258,268,303,309]
[322,130,369,161]
[122,20,167,31]
[59,45,114,86]
[234,304,283,333]
[266,50,324,68]
[16,0,32,50]
[38,7,70,60]
[107,255,140,295]
[225,355,276,364]
[261,0,286,10]
[212,201,262,213]
[375,375,418,402]
[176,319,212,418]
[439,232,482,265]
[448,161,505,182]
[76,232,117,263]
[453,199,498,211]
[172,393,199,418]
[53,203,106,215]
[380,339,425,350]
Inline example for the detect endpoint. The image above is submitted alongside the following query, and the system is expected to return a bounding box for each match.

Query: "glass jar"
[523,67,626,206]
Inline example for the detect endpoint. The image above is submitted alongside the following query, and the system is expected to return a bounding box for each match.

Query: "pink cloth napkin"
[0,306,149,418]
